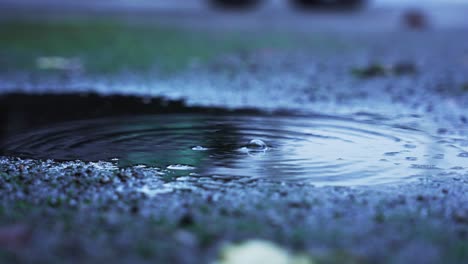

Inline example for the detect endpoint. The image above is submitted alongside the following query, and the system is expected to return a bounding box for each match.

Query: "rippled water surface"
[1,113,467,186]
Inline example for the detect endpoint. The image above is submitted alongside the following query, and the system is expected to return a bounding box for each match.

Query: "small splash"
[191,146,209,151]
[239,139,268,154]
[167,164,196,170]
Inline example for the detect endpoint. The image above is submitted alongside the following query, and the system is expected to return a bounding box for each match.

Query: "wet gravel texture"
[0,157,467,263]
[1,12,468,264]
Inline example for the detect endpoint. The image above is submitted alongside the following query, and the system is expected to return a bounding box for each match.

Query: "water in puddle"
[1,113,466,186]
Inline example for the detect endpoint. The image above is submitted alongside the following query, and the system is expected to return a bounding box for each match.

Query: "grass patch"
[1,20,220,73]
[446,240,468,263]
[0,19,346,74]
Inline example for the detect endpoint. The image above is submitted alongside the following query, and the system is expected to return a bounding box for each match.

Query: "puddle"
[1,112,466,186]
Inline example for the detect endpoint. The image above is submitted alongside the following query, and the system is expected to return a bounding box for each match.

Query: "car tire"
[209,0,262,10]
[291,0,365,10]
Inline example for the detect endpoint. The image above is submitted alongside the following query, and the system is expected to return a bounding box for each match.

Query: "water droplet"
[246,139,268,151]
[458,152,468,158]
[239,139,268,154]
[191,146,209,151]
[167,164,195,170]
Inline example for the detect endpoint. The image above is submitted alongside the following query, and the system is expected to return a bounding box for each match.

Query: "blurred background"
[0,0,467,77]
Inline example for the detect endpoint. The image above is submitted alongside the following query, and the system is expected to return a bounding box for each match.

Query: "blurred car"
[210,0,367,10]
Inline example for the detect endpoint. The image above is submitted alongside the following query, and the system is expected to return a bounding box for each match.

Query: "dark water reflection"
[1,112,466,186]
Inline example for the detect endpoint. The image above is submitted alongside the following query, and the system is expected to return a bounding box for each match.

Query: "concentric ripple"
[1,113,466,186]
